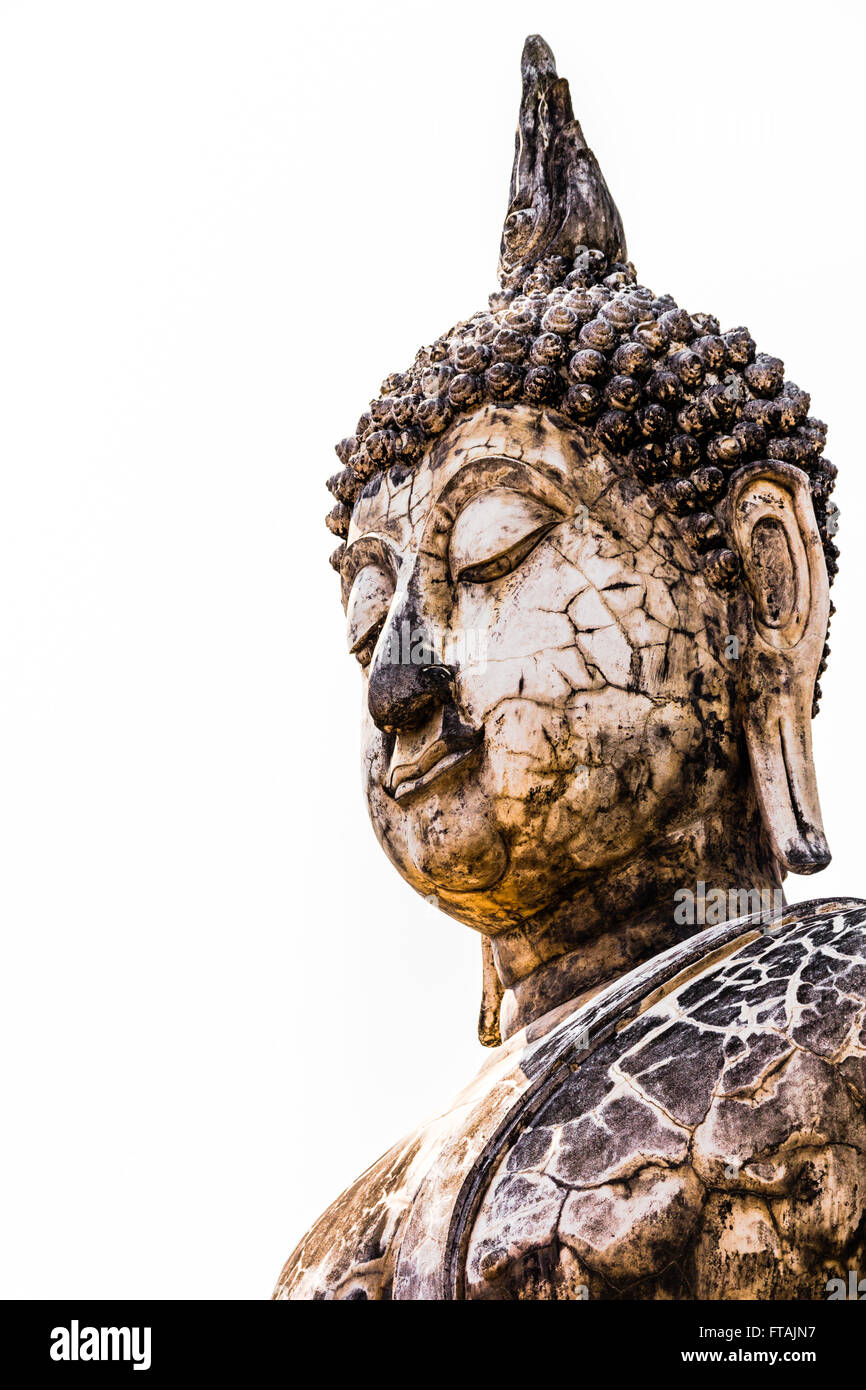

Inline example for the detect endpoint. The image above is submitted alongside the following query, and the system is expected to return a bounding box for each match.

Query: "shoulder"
[271,1038,527,1300]
[465,898,866,1300]
[275,899,866,1301]
[272,1127,427,1300]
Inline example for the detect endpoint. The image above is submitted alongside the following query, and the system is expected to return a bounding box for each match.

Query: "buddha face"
[342,404,742,933]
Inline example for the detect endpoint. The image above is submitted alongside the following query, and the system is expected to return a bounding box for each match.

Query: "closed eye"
[458,523,558,583]
[450,488,563,585]
[350,614,386,664]
[346,564,394,667]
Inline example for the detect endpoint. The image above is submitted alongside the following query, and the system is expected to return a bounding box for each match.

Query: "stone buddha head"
[325,36,839,1044]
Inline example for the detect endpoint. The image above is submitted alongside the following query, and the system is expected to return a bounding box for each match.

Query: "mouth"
[391,743,481,801]
[386,709,483,802]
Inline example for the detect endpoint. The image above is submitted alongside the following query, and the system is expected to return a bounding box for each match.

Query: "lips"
[387,707,482,801]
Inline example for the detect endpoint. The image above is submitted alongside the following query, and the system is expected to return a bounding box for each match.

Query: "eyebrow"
[433,456,575,526]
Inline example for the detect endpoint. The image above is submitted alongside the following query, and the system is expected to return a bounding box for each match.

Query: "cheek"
[481,703,579,802]
[455,546,599,721]
[456,578,577,667]
[478,692,656,825]
[462,673,711,881]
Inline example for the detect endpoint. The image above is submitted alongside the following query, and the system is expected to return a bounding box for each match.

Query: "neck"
[493,804,783,1040]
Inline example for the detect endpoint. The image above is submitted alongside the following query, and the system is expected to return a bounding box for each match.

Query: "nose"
[368,565,458,732]
[368,650,454,732]
[367,587,455,731]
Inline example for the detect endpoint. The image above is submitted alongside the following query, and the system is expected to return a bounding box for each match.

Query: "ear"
[726,462,831,874]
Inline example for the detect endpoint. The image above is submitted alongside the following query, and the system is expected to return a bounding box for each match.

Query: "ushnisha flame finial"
[498,35,627,292]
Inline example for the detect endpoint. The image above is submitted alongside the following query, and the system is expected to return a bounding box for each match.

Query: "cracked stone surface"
[464,906,866,1300]
[275,902,866,1299]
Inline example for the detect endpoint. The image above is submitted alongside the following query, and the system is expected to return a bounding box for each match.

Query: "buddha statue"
[274,35,866,1301]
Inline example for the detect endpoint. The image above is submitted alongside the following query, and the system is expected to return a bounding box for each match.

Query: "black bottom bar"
[7,1296,862,1377]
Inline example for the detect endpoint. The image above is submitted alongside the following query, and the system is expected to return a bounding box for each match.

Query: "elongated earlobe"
[478,937,503,1047]
[726,463,831,873]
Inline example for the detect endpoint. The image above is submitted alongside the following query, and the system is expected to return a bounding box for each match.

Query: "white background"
[0,0,863,1299]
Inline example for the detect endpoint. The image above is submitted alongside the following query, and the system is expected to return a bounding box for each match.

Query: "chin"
[404,807,508,894]
[388,783,509,894]
[365,741,507,889]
